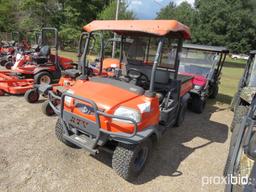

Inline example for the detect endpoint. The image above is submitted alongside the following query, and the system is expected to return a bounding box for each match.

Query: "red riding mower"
[179,44,229,113]
[0,28,75,96]
[48,20,193,181]
[0,31,22,67]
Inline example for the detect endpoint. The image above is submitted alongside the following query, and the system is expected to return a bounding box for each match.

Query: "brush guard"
[48,91,138,154]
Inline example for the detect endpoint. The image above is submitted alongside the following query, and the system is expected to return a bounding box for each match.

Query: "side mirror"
[246,131,256,160]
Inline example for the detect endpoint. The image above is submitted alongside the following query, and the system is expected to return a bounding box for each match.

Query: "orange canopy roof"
[83,20,191,39]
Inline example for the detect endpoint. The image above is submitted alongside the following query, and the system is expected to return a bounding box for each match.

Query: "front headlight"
[194,85,202,90]
[113,106,141,124]
[64,90,74,107]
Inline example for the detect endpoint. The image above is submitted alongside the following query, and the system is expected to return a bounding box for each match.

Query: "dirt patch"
[0,96,232,192]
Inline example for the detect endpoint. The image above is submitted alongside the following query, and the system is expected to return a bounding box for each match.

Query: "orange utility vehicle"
[49,20,193,181]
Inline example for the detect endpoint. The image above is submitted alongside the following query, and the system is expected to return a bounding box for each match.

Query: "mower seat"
[33,45,50,64]
[62,69,80,78]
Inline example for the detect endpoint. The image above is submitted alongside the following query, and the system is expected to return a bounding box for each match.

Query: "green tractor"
[230,51,256,132]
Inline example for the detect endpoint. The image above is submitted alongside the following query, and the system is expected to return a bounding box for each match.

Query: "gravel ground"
[0,94,232,192]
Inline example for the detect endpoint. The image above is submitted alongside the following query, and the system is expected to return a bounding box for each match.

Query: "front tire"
[230,105,248,132]
[24,89,40,103]
[34,72,52,85]
[42,100,55,116]
[112,139,152,181]
[5,61,13,70]
[55,118,80,149]
[189,96,206,114]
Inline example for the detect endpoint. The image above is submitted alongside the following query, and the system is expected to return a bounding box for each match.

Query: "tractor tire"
[24,89,40,103]
[209,85,219,99]
[112,139,152,181]
[0,59,7,66]
[5,61,13,70]
[55,118,80,149]
[189,96,206,114]
[42,100,55,116]
[0,89,5,96]
[175,103,187,127]
[230,105,248,132]
[34,72,52,85]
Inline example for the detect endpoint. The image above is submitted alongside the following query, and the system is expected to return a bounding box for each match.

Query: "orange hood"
[68,79,142,111]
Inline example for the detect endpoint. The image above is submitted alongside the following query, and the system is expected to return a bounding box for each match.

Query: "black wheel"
[112,139,152,181]
[0,89,5,96]
[55,118,80,149]
[175,103,187,126]
[34,71,52,85]
[209,85,219,99]
[0,59,7,66]
[42,100,55,116]
[230,105,248,132]
[189,96,206,114]
[24,89,40,103]
[5,61,13,69]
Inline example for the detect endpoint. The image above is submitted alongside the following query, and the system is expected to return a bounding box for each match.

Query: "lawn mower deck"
[0,70,34,96]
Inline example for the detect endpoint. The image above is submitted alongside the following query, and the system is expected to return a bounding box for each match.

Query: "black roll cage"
[79,31,184,93]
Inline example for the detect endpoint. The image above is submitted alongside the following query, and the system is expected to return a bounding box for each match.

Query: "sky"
[127,0,195,19]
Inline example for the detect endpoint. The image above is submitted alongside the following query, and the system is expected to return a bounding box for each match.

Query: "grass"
[58,50,246,104]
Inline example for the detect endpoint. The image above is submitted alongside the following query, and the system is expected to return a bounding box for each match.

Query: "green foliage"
[157,0,256,53]
[0,0,16,31]
[98,0,135,20]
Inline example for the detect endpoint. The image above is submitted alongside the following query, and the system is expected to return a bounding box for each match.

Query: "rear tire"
[0,59,7,66]
[230,105,248,132]
[112,139,152,181]
[34,72,52,85]
[55,118,80,149]
[209,85,219,99]
[5,61,13,70]
[0,89,5,96]
[189,96,206,114]
[42,100,55,116]
[24,89,40,103]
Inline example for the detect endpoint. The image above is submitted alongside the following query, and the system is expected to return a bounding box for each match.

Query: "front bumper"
[48,91,157,154]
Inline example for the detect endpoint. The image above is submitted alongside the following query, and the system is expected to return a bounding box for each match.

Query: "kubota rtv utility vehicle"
[230,51,256,131]
[49,20,193,181]
[179,44,229,113]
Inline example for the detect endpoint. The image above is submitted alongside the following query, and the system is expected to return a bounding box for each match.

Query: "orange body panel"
[65,80,160,134]
[84,20,191,39]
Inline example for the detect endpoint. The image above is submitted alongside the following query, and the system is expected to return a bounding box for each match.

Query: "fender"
[33,67,54,75]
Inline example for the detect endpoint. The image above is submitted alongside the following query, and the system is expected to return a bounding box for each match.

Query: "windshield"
[123,37,177,70]
[246,56,256,87]
[179,48,220,78]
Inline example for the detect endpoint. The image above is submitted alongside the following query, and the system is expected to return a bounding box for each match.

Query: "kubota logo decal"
[70,117,89,128]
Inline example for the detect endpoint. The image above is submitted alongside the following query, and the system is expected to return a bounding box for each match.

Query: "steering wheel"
[127,68,149,87]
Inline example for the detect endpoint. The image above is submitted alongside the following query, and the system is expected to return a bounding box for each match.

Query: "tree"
[0,0,16,32]
[157,2,195,27]
[98,0,135,20]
